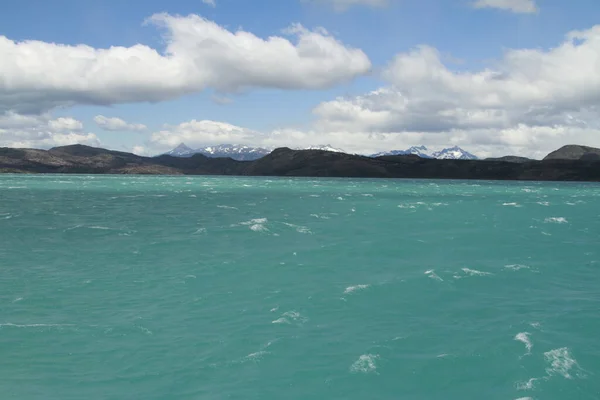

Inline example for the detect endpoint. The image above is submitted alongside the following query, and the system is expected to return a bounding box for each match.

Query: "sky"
[1,0,599,158]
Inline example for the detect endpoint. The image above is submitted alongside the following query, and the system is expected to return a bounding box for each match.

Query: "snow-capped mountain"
[302,144,345,153]
[371,145,432,158]
[162,143,347,160]
[371,145,477,160]
[196,144,271,161]
[160,143,270,161]
[431,146,478,160]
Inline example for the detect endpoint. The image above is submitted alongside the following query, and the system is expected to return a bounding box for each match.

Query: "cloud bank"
[0,13,370,115]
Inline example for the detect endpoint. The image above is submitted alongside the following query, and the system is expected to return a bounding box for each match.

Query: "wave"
[544,347,583,379]
[545,217,568,224]
[514,332,532,354]
[344,284,370,294]
[350,354,379,374]
[0,323,74,328]
[504,264,530,271]
[502,202,522,207]
[272,310,308,325]
[516,378,538,390]
[461,268,492,276]
[425,270,443,281]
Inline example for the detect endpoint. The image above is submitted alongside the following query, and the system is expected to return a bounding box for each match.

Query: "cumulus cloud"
[0,113,99,149]
[0,13,370,115]
[305,0,388,12]
[472,0,538,14]
[93,115,147,131]
[311,25,600,157]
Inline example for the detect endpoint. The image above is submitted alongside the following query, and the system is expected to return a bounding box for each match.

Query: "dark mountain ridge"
[1,144,600,182]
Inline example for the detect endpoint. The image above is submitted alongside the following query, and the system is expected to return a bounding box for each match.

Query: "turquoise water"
[1,175,599,400]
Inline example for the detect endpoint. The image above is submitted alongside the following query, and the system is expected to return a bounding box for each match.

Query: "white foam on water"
[0,323,74,328]
[185,275,197,279]
[514,332,533,354]
[503,202,522,207]
[250,224,268,232]
[425,270,443,281]
[529,322,541,329]
[337,197,344,201]
[461,268,492,276]
[362,194,374,197]
[541,231,551,236]
[282,222,312,234]
[193,228,207,234]
[271,317,290,324]
[350,354,379,374]
[344,284,370,294]
[544,347,582,379]
[398,204,417,209]
[516,378,538,390]
[514,397,534,400]
[544,217,568,224]
[241,218,268,225]
[537,201,550,206]
[245,351,268,362]
[217,205,238,210]
[138,326,153,335]
[504,264,530,271]
[309,194,320,197]
[189,195,197,198]
[12,297,23,303]
[270,306,279,312]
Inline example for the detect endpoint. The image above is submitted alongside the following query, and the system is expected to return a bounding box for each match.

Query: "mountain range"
[2,144,600,181]
[163,143,345,160]
[162,144,477,161]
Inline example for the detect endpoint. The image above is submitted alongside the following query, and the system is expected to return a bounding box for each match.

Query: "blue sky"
[0,0,599,158]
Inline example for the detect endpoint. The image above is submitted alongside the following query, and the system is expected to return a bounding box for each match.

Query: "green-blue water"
[1,175,599,400]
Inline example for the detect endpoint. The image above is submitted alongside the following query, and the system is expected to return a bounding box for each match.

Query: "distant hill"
[485,156,533,163]
[543,145,600,161]
[2,144,600,182]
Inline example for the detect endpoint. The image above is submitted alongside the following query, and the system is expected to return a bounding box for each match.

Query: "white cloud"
[48,117,84,132]
[0,13,370,115]
[202,0,216,7]
[149,120,261,150]
[0,113,99,149]
[310,25,600,157]
[93,115,147,132]
[472,0,537,14]
[305,0,388,12]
